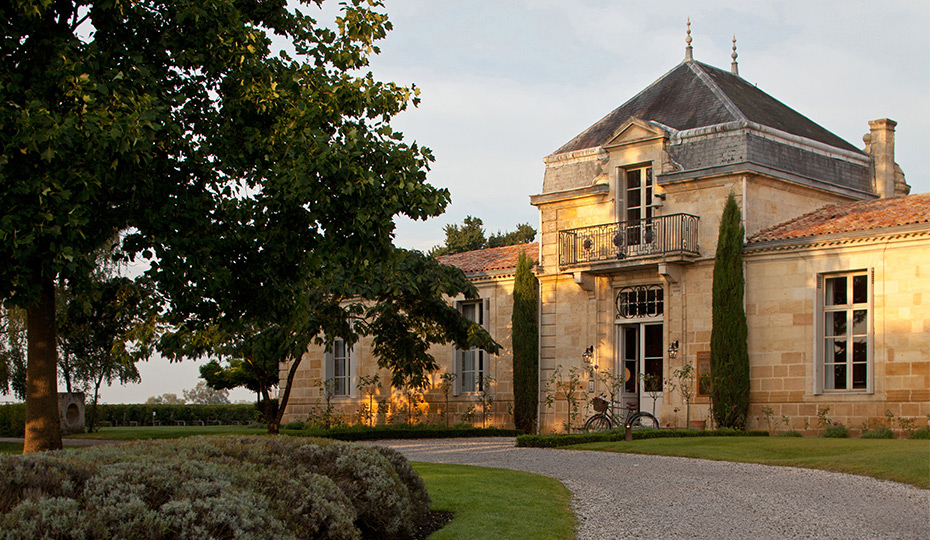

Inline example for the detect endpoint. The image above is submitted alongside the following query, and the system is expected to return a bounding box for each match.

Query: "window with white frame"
[455,299,488,394]
[817,271,871,393]
[324,338,354,397]
[621,165,654,246]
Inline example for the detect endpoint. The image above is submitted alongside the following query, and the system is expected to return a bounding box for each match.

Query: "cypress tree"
[710,193,750,429]
[511,250,539,433]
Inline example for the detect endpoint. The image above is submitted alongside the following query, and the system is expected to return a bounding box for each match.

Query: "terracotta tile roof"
[436,243,539,274]
[748,193,930,243]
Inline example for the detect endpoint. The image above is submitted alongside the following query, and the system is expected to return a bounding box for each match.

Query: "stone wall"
[743,232,930,434]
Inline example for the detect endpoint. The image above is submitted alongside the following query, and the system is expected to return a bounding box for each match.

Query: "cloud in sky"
[359,0,929,251]
[70,1,930,404]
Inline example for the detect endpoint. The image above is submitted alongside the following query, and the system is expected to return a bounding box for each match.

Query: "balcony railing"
[559,213,699,267]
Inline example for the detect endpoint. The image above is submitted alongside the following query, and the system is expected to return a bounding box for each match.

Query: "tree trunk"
[271,356,303,434]
[262,387,279,434]
[90,373,104,433]
[23,277,62,453]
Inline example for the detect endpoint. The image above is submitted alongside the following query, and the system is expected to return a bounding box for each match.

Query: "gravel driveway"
[366,437,930,540]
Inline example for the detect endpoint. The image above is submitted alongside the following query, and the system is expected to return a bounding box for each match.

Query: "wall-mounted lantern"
[667,340,680,359]
[582,345,594,361]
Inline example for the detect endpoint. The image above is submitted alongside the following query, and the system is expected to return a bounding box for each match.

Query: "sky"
[6,1,924,405]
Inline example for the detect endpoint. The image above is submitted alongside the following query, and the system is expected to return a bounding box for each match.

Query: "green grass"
[0,441,23,454]
[569,437,930,489]
[414,462,575,540]
[69,424,267,440]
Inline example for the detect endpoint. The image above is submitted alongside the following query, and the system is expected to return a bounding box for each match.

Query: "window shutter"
[347,344,355,398]
[867,267,875,395]
[812,277,823,395]
[453,350,462,396]
[482,298,490,329]
[323,344,333,386]
[481,298,490,382]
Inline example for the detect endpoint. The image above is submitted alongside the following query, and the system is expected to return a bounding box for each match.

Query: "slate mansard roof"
[555,60,861,156]
[436,243,539,274]
[749,193,930,244]
[549,59,873,196]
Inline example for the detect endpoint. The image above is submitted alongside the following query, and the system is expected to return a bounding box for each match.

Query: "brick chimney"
[868,119,897,198]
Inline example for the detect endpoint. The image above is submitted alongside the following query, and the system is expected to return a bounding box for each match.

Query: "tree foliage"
[145,393,185,405]
[2,0,497,450]
[710,193,750,429]
[182,381,230,405]
[430,216,536,256]
[511,250,538,434]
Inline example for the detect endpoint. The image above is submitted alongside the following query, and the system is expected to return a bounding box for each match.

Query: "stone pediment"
[603,118,667,148]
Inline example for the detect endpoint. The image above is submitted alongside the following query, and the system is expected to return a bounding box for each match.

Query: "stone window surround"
[813,269,874,395]
[454,298,489,395]
[324,337,356,399]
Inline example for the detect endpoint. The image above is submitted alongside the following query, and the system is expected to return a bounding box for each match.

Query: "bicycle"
[583,395,659,431]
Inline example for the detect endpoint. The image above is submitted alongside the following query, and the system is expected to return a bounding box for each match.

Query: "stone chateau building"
[281,37,929,434]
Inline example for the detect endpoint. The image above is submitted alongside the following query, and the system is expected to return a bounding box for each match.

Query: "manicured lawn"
[569,437,930,489]
[0,441,23,454]
[69,424,267,440]
[414,462,575,540]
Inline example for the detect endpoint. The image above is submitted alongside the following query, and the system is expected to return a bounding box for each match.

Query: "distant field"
[70,425,268,440]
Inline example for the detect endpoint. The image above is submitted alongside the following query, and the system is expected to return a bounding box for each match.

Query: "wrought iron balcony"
[558,213,699,267]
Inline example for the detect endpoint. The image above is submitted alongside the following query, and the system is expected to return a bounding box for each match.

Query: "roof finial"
[730,34,739,75]
[685,18,693,61]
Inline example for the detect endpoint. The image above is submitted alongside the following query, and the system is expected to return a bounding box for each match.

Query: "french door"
[617,322,664,417]
[623,166,655,254]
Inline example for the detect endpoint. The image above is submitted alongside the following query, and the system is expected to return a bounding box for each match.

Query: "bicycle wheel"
[628,412,659,430]
[583,413,613,432]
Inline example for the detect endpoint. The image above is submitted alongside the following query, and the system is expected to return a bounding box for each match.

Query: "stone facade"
[280,54,927,437]
[529,55,924,435]
[741,199,930,432]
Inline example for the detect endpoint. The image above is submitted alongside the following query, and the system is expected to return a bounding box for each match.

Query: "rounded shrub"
[0,436,431,540]
[908,426,930,439]
[823,423,850,438]
[0,496,89,540]
[0,453,94,513]
[296,441,427,539]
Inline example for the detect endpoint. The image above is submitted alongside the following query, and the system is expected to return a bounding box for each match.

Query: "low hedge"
[0,404,25,437]
[284,423,522,441]
[516,428,770,448]
[92,403,261,428]
[0,436,431,540]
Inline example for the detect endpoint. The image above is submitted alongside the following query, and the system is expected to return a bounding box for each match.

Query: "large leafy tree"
[511,250,538,434]
[709,193,750,429]
[1,0,494,451]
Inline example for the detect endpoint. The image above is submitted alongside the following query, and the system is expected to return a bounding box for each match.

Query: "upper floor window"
[621,165,654,246]
[817,271,871,393]
[455,299,488,394]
